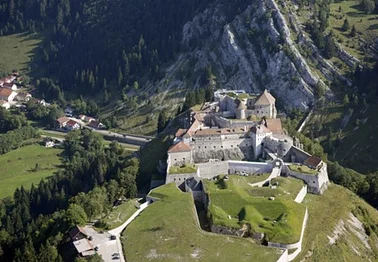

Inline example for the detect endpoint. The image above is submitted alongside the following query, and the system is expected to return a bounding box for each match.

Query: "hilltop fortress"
[166,89,329,195]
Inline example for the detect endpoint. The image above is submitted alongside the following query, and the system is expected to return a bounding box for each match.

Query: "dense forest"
[0,130,139,261]
[0,0,251,102]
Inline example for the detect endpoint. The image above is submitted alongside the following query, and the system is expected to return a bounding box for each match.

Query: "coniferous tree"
[157,111,167,133]
[342,18,350,31]
[350,25,357,37]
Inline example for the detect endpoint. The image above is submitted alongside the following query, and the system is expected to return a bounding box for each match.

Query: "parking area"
[84,227,122,261]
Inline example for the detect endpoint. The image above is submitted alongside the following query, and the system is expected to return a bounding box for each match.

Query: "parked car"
[110,235,116,240]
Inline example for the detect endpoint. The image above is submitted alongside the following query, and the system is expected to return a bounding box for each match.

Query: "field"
[294,184,378,262]
[304,103,378,173]
[327,0,378,62]
[204,176,305,243]
[0,144,63,198]
[123,183,283,262]
[0,32,42,75]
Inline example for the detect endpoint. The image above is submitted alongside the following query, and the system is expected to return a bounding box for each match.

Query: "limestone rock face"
[148,0,345,110]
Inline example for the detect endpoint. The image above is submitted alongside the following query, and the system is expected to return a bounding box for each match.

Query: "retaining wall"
[294,185,307,203]
[228,161,273,174]
[249,167,281,187]
[276,249,289,262]
[166,171,199,185]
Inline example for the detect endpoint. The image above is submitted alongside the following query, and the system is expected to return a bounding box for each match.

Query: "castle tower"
[236,99,247,119]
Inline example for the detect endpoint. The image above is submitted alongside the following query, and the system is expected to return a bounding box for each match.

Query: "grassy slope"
[0,32,42,75]
[98,200,138,230]
[123,183,282,262]
[294,184,378,262]
[0,144,63,198]
[304,103,378,173]
[327,1,378,62]
[204,177,305,243]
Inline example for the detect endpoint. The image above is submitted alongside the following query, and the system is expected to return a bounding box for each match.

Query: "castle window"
[209,138,211,140]
[174,159,177,161]
[313,181,315,184]
[205,146,207,149]
[214,146,216,149]
[174,178,176,181]
[183,158,185,160]
[231,145,233,148]
[198,146,200,149]
[221,146,223,148]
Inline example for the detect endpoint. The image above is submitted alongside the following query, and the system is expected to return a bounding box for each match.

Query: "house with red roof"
[0,88,17,102]
[0,100,10,110]
[56,117,80,130]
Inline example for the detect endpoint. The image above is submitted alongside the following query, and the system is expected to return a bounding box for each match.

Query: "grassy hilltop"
[123,182,378,262]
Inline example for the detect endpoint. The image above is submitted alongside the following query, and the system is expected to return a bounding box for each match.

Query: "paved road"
[41,130,141,150]
[85,127,152,146]
[108,201,151,262]
[83,201,151,262]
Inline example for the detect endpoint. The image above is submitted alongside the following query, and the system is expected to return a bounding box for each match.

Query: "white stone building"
[215,89,277,119]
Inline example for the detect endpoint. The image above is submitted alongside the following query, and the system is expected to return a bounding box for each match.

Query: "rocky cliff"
[145,0,355,110]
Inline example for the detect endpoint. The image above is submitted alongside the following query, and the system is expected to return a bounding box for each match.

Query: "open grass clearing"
[204,176,306,244]
[327,0,378,63]
[0,32,42,75]
[97,199,139,230]
[0,144,63,198]
[123,183,283,262]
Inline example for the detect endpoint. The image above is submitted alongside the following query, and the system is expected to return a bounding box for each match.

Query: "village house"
[68,226,95,257]
[65,106,74,116]
[43,137,55,148]
[88,120,105,129]
[0,88,17,103]
[0,100,10,110]
[1,82,17,90]
[15,91,32,102]
[66,120,81,131]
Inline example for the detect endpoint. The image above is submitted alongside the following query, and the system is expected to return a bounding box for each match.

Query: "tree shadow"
[367,24,378,30]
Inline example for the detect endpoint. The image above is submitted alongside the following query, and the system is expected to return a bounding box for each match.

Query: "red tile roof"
[251,124,272,134]
[66,120,79,127]
[57,116,70,124]
[264,119,283,134]
[168,142,192,153]
[2,82,14,88]
[254,90,275,105]
[304,156,322,168]
[88,120,100,128]
[175,129,187,138]
[0,88,13,98]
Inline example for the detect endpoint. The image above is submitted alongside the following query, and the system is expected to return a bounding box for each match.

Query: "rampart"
[268,208,309,260]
